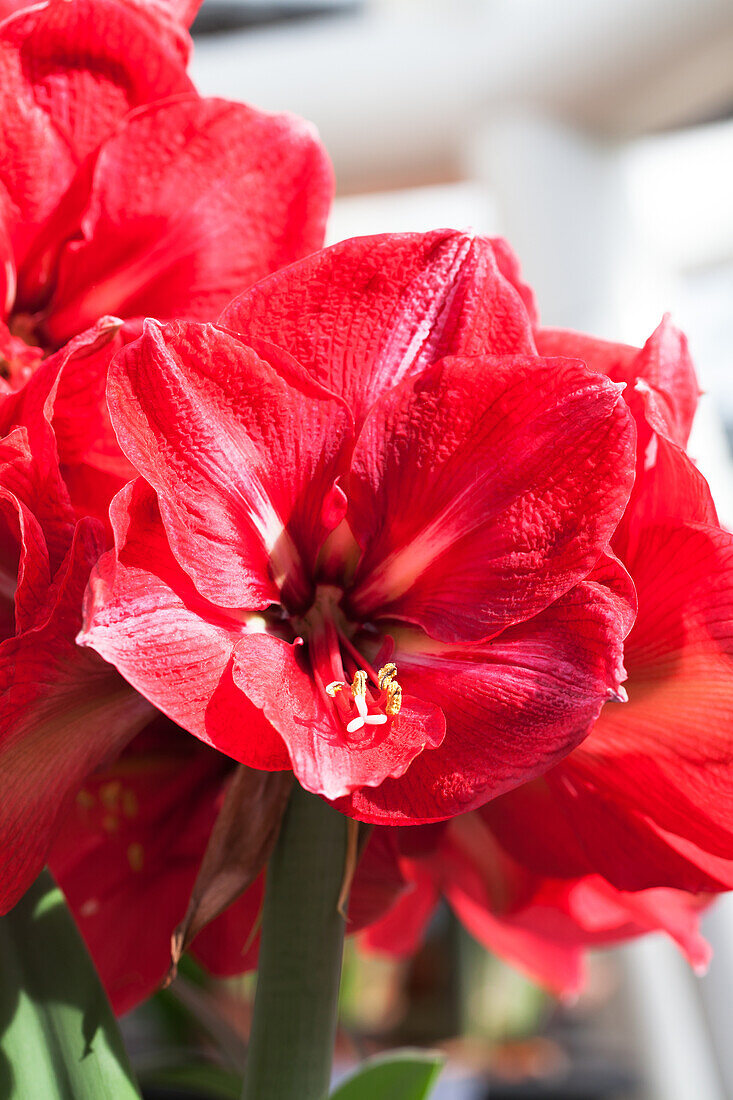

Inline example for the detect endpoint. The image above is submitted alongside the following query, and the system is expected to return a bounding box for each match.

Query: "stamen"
[377,663,397,690]
[351,670,367,698]
[325,658,402,732]
[385,680,402,716]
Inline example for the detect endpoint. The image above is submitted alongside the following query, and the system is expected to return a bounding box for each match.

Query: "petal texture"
[339,562,633,824]
[0,0,191,262]
[348,355,635,643]
[42,97,333,342]
[108,321,352,610]
[219,230,535,428]
[79,478,290,771]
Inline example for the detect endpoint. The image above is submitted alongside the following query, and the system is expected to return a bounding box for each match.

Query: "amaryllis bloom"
[80,230,636,823]
[357,312,733,994]
[361,816,711,998]
[0,0,333,363]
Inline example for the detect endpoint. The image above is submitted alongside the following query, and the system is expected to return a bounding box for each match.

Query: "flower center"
[325,662,403,733]
[298,585,403,734]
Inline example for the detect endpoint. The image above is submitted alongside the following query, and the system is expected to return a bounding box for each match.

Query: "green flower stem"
[241,783,348,1100]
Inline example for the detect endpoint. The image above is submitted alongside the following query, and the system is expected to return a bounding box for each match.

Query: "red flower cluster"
[1,0,732,1016]
[0,0,332,923]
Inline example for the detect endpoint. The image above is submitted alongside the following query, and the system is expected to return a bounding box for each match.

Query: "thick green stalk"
[241,783,348,1100]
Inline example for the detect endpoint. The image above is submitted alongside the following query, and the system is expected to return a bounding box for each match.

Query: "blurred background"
[126,2,733,1097]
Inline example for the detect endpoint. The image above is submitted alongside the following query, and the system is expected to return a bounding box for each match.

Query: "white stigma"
[346,692,389,732]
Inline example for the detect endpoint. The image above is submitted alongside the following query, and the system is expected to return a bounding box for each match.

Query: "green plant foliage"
[329,1050,445,1100]
[0,871,141,1100]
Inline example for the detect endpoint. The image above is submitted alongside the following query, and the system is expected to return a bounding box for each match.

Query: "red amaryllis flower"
[0,0,333,359]
[80,230,636,823]
[477,318,733,895]
[361,816,711,998]
[0,0,333,917]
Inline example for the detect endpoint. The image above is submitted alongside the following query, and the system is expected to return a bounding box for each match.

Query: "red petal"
[339,562,633,824]
[347,828,409,932]
[444,865,584,997]
[79,478,290,771]
[0,418,74,579]
[190,880,262,981]
[41,96,332,342]
[219,230,535,429]
[0,517,152,913]
[536,315,699,448]
[0,478,51,634]
[490,236,538,324]
[231,632,445,801]
[45,318,126,468]
[493,522,733,893]
[347,355,635,643]
[448,867,709,994]
[0,0,191,265]
[361,861,440,958]
[108,321,352,611]
[619,434,717,560]
[50,719,240,1015]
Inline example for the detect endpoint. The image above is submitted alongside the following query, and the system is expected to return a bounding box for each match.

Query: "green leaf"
[0,870,141,1100]
[329,1050,445,1100]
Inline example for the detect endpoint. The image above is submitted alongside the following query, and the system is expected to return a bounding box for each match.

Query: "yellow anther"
[127,843,144,872]
[100,780,122,809]
[351,670,367,698]
[378,663,397,690]
[385,680,402,716]
[326,681,345,697]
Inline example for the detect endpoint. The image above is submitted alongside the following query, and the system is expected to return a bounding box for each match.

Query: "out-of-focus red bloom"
[0,0,332,358]
[80,230,636,824]
[49,723,406,1014]
[361,814,711,997]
